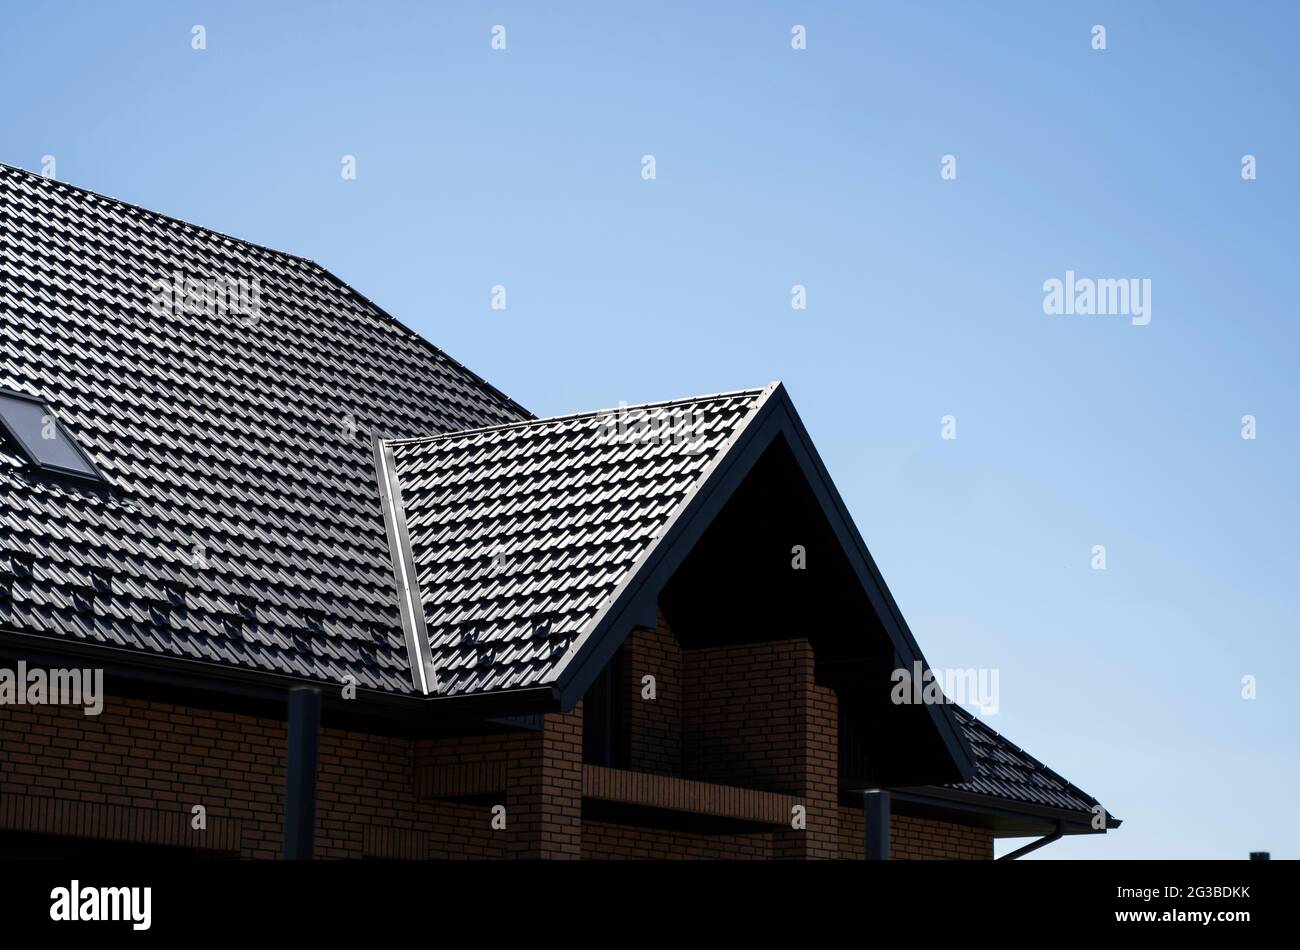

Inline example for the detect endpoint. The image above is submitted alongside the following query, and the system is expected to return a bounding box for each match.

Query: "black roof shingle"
[378,387,770,697]
[0,162,529,694]
[939,706,1118,826]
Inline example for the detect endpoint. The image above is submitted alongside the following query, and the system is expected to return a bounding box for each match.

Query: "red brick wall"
[0,624,995,860]
[619,620,683,776]
[594,621,990,861]
[682,639,838,857]
[0,694,575,859]
[839,804,993,860]
[683,640,811,792]
[506,706,583,859]
[582,820,773,859]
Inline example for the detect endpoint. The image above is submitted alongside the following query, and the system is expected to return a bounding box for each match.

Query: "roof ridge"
[0,161,533,422]
[0,161,319,267]
[386,382,779,447]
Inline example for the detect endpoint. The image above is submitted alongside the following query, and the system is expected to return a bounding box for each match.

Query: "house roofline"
[771,387,977,780]
[384,383,774,448]
[0,161,532,423]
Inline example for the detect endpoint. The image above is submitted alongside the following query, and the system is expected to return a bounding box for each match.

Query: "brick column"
[620,617,684,776]
[771,643,838,859]
[684,639,839,859]
[505,705,583,859]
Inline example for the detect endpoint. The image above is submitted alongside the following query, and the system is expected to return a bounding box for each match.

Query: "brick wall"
[582,820,773,859]
[505,706,583,859]
[619,620,683,776]
[0,622,996,860]
[592,621,992,860]
[839,804,994,860]
[0,694,570,859]
[619,622,840,858]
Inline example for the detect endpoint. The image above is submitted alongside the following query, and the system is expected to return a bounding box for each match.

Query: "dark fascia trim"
[887,785,1121,833]
[0,387,109,484]
[770,389,976,781]
[552,383,976,782]
[0,627,558,736]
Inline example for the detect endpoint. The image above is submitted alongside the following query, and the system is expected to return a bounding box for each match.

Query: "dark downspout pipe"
[998,820,1065,860]
[283,686,322,860]
[863,789,890,860]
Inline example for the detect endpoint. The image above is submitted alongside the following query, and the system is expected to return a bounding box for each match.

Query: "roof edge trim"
[384,383,773,448]
[373,434,439,695]
[890,786,1120,833]
[772,393,976,780]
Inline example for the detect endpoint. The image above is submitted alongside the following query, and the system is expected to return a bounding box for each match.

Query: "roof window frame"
[0,387,108,484]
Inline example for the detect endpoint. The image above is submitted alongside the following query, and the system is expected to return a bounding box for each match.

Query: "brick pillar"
[771,643,839,859]
[684,639,839,859]
[506,705,583,859]
[620,617,684,776]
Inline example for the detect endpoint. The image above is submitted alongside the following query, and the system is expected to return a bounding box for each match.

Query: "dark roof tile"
[946,706,1112,820]
[382,388,770,697]
[0,163,530,693]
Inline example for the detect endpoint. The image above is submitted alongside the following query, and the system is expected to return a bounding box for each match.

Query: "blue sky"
[3,2,1296,858]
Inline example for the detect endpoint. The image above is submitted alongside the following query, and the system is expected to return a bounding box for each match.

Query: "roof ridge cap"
[0,161,319,268]
[386,382,779,447]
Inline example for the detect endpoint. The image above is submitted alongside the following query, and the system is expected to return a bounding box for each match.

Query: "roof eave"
[0,626,560,732]
[890,785,1121,834]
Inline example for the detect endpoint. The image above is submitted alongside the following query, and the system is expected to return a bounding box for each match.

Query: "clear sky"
[2,2,1296,859]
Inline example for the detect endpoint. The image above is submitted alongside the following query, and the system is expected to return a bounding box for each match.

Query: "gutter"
[0,626,558,735]
[891,785,1120,832]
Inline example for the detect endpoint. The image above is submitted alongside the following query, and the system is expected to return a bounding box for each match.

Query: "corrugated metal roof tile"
[945,707,1106,817]
[386,389,767,696]
[0,163,531,694]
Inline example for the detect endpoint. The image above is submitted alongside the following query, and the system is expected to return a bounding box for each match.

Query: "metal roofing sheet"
[946,706,1105,817]
[385,389,768,696]
[0,163,529,694]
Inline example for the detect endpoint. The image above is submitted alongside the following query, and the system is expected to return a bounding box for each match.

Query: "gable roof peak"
[384,382,782,449]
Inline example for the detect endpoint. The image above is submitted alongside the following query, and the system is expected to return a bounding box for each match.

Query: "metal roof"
[926,705,1119,827]
[0,164,1114,831]
[0,163,529,695]
[377,387,771,697]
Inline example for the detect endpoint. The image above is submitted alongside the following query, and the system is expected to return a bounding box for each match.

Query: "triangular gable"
[375,387,769,699]
[375,383,975,781]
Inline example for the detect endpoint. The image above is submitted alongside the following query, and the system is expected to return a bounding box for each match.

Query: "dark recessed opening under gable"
[658,432,963,787]
[0,389,106,484]
[582,646,624,767]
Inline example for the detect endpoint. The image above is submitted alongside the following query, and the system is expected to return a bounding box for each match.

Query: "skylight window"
[0,389,106,482]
